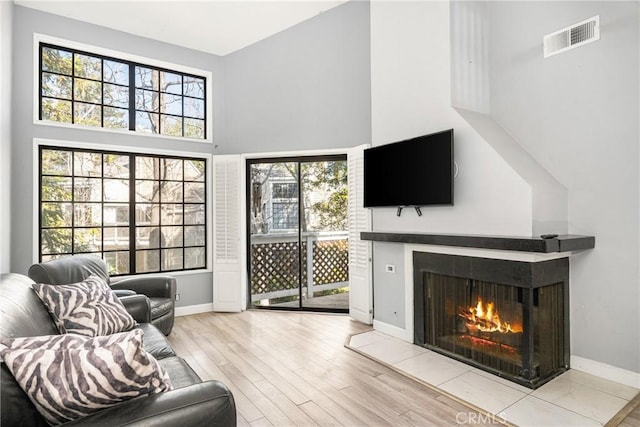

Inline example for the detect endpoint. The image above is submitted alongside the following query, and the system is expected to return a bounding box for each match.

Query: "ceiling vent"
[543,15,600,58]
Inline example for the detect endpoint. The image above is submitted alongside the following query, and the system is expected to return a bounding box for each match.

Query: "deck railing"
[250,231,349,302]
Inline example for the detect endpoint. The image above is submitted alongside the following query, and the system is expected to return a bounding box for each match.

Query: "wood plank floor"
[168,311,640,427]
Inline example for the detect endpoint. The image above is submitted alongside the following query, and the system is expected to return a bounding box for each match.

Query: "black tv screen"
[364,129,454,208]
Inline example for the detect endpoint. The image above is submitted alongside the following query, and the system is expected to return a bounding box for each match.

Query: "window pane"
[184,118,205,139]
[74,228,101,252]
[184,76,204,98]
[184,182,205,203]
[160,93,182,115]
[184,160,205,181]
[185,225,205,246]
[103,227,130,250]
[162,248,183,271]
[136,111,159,134]
[161,226,183,248]
[136,226,163,249]
[74,152,102,177]
[161,159,183,181]
[103,60,128,85]
[42,47,72,75]
[135,180,160,202]
[42,98,72,123]
[136,157,158,179]
[161,181,182,202]
[104,107,129,129]
[136,250,160,273]
[74,178,102,201]
[184,97,204,119]
[74,102,101,127]
[135,89,158,112]
[103,154,129,178]
[104,84,129,108]
[160,72,182,94]
[135,67,158,90]
[104,251,130,275]
[103,204,129,226]
[160,115,182,137]
[184,204,205,225]
[42,73,72,99]
[185,247,205,269]
[42,150,72,176]
[74,54,101,80]
[74,203,102,226]
[136,204,160,225]
[42,202,72,227]
[161,204,183,225]
[42,176,72,201]
[41,228,72,255]
[104,179,129,202]
[74,78,101,103]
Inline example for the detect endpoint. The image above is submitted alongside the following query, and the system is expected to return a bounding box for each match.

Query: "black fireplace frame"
[413,251,570,389]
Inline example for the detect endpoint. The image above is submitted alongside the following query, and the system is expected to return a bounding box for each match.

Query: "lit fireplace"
[413,252,569,389]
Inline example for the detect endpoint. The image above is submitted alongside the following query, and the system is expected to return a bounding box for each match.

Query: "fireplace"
[413,252,569,389]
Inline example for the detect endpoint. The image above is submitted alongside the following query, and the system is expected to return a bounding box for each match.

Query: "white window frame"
[33,33,214,144]
[33,137,214,277]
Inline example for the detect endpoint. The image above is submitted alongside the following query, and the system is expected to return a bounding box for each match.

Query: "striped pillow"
[32,274,137,337]
[0,329,172,425]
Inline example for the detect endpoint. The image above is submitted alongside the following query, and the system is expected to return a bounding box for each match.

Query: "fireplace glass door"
[423,273,565,385]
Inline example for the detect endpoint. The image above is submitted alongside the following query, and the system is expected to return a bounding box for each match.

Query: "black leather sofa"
[0,272,236,426]
[28,254,176,335]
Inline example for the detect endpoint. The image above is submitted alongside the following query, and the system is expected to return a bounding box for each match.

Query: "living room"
[1,0,638,426]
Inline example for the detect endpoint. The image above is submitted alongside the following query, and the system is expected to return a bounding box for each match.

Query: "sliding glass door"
[247,155,348,312]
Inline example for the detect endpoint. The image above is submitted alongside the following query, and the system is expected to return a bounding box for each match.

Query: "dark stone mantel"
[360,232,595,253]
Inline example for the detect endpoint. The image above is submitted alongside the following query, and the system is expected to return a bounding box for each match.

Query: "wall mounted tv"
[363,129,454,209]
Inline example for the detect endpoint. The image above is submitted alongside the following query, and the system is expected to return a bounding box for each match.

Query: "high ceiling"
[15,0,347,56]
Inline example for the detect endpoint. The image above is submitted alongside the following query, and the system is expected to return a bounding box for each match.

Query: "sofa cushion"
[137,323,177,360]
[32,275,137,337]
[158,356,202,389]
[0,329,172,426]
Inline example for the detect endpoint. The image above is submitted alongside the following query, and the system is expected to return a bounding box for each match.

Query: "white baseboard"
[372,320,412,342]
[571,355,640,389]
[175,303,214,317]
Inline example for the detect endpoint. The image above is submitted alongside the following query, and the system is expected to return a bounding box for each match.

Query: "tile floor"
[347,331,639,427]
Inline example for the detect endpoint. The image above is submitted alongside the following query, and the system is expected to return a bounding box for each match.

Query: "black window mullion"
[129,154,137,274]
[71,53,75,124]
[128,65,136,132]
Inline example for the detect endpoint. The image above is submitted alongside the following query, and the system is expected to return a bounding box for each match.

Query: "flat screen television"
[364,129,454,208]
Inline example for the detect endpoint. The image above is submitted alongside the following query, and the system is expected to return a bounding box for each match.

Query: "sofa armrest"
[120,294,151,324]
[113,289,136,298]
[64,381,236,427]
[111,276,176,300]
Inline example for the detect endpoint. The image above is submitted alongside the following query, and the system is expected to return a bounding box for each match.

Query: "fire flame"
[459,298,522,333]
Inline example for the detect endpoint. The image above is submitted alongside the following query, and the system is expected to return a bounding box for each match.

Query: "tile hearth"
[347,331,639,427]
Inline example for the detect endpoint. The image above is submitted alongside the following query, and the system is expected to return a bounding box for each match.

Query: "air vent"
[544,15,600,58]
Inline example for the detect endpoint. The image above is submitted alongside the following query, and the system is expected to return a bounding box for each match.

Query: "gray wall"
[221,0,371,155]
[488,1,639,373]
[0,0,12,273]
[11,5,224,307]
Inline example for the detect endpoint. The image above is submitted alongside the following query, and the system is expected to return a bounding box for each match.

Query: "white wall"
[369,0,533,330]
[488,1,639,374]
[0,0,12,273]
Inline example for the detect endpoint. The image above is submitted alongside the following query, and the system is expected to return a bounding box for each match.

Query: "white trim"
[373,319,412,342]
[243,146,349,160]
[33,33,213,143]
[33,137,213,273]
[175,303,214,317]
[571,355,640,389]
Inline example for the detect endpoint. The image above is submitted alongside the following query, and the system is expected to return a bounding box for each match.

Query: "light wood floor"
[169,311,640,427]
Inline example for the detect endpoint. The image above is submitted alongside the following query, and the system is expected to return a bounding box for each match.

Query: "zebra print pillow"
[32,274,137,337]
[0,329,172,425]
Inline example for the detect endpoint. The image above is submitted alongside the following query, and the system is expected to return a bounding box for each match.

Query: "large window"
[39,147,207,275]
[39,43,207,140]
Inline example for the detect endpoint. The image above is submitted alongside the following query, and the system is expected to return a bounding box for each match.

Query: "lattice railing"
[250,233,348,297]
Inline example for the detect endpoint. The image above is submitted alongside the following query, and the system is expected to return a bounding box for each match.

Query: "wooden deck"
[269,291,349,310]
[168,310,640,426]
